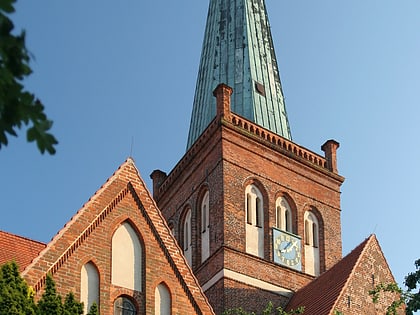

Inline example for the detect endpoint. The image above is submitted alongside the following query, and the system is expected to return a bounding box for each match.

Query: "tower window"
[245,184,264,258]
[304,211,320,276]
[276,197,293,233]
[255,82,266,96]
[304,213,319,247]
[201,190,210,262]
[182,208,192,266]
[246,194,252,224]
[246,186,263,227]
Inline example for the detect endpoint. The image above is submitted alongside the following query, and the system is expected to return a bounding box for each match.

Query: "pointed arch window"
[114,296,136,315]
[182,208,192,266]
[201,191,210,262]
[81,262,99,314]
[304,213,319,247]
[155,283,171,315]
[245,184,264,258]
[246,185,263,228]
[304,211,320,276]
[276,197,293,233]
[112,222,142,291]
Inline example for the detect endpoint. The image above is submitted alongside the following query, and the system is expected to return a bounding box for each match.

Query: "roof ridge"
[0,229,46,246]
[22,158,134,276]
[126,167,216,314]
[285,235,375,314]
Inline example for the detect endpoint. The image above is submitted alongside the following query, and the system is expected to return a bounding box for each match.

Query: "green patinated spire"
[187,0,292,149]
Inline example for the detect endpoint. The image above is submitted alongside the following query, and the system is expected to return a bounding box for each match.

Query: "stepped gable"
[0,230,46,272]
[286,236,371,314]
[22,158,215,315]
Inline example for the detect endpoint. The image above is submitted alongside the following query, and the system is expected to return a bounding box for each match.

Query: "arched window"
[182,208,192,266]
[276,197,293,233]
[245,184,264,258]
[81,262,99,314]
[114,296,136,315]
[304,211,320,276]
[201,190,210,262]
[112,222,142,291]
[155,283,171,315]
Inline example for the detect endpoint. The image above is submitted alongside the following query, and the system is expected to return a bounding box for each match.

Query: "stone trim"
[201,268,293,298]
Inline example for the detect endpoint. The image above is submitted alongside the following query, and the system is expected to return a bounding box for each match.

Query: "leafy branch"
[0,0,58,154]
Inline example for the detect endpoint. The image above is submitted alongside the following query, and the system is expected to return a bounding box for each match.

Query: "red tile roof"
[286,235,373,315]
[0,230,46,272]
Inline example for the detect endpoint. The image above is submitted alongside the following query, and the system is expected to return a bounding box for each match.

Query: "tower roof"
[187,0,292,149]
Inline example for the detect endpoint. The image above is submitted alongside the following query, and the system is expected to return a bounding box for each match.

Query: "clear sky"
[2,0,419,296]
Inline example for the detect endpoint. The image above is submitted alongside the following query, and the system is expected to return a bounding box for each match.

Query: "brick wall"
[335,237,404,315]
[153,100,344,313]
[23,160,214,315]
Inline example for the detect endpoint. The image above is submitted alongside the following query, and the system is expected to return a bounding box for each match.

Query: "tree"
[0,262,83,315]
[0,0,58,154]
[62,292,83,315]
[0,261,37,315]
[37,274,63,315]
[369,283,405,315]
[86,302,99,315]
[221,301,304,315]
[405,258,420,315]
[369,258,420,315]
[36,274,83,315]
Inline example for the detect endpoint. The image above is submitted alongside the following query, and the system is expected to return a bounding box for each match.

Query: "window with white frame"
[245,184,264,258]
[81,262,99,314]
[276,196,293,233]
[155,283,171,315]
[304,211,320,276]
[182,208,192,266]
[112,222,142,291]
[201,190,210,262]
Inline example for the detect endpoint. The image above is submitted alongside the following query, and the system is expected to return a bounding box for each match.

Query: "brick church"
[0,0,401,314]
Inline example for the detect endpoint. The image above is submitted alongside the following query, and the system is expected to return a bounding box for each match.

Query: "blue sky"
[2,0,419,296]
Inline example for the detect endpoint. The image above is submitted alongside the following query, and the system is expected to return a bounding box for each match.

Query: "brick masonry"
[152,84,345,313]
[22,160,215,315]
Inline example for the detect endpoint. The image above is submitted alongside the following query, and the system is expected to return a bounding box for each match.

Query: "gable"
[333,236,402,315]
[21,158,214,314]
[286,235,401,315]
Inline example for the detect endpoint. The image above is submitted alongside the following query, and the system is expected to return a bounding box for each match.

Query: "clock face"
[273,228,302,271]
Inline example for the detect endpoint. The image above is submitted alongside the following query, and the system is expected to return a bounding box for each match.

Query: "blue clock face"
[273,228,302,271]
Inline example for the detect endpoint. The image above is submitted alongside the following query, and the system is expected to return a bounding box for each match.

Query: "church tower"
[151,0,345,314]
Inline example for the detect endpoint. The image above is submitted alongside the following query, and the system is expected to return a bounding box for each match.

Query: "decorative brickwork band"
[33,187,129,292]
[127,183,205,315]
[213,83,233,120]
[321,140,340,173]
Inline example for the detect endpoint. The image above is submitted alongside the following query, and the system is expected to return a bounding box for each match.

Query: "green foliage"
[368,258,420,315]
[86,302,99,315]
[369,282,404,315]
[37,274,63,315]
[221,301,304,315]
[62,292,83,315]
[404,258,420,315]
[0,0,58,154]
[0,261,37,315]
